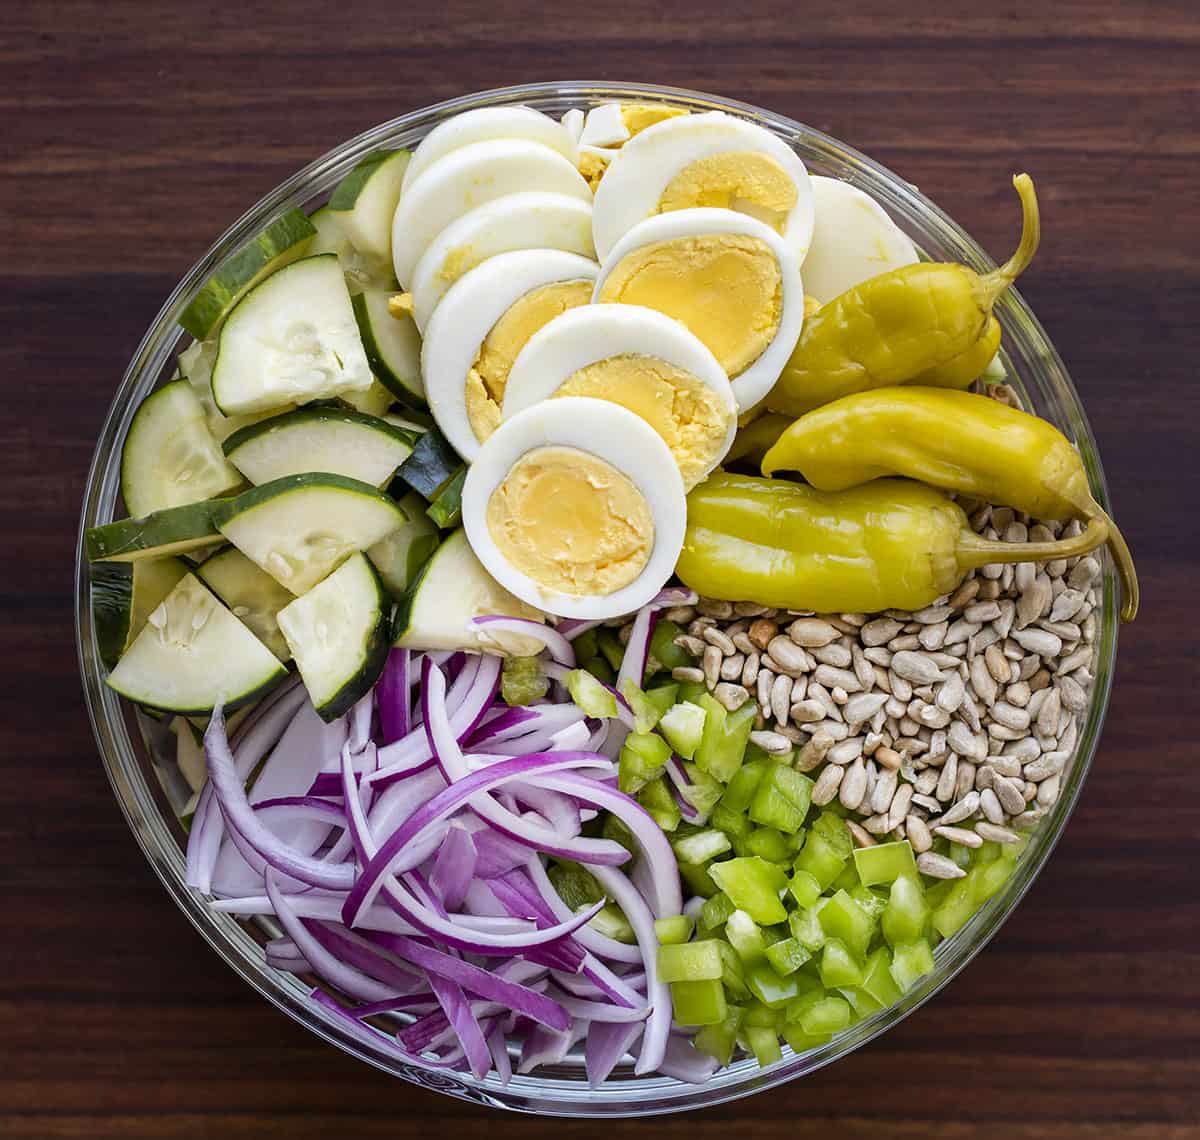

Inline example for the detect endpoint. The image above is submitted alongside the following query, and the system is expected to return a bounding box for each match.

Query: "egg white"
[579,103,630,148]
[591,111,814,263]
[391,139,592,287]
[421,249,600,462]
[462,396,687,620]
[592,207,805,413]
[408,192,596,332]
[401,106,577,195]
[501,302,737,487]
[560,108,586,150]
[802,175,919,303]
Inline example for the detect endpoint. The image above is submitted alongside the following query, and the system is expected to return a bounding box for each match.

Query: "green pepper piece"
[768,174,1039,417]
[619,679,678,733]
[782,1025,833,1054]
[654,914,695,946]
[695,693,757,782]
[818,890,875,959]
[596,628,625,671]
[679,860,719,899]
[618,730,672,794]
[547,861,602,910]
[793,833,847,890]
[566,668,619,718]
[742,1000,784,1030]
[658,700,707,760]
[709,857,789,925]
[749,761,814,833]
[853,840,918,887]
[971,857,1016,905]
[743,827,794,864]
[739,1023,783,1067]
[819,939,864,989]
[637,776,682,833]
[657,939,724,983]
[931,876,976,939]
[710,802,753,840]
[848,884,888,921]
[763,385,1136,621]
[699,891,736,935]
[716,938,750,999]
[861,947,903,1007]
[694,1007,745,1066]
[591,904,637,944]
[671,978,727,1026]
[583,655,616,685]
[841,985,884,1019]
[882,873,930,947]
[672,827,732,865]
[500,656,549,706]
[764,936,811,977]
[789,991,852,1037]
[789,902,829,952]
[572,628,599,663]
[725,909,768,964]
[679,471,1114,617]
[722,759,767,813]
[648,618,692,673]
[788,869,822,909]
[746,963,806,1009]
[888,938,935,992]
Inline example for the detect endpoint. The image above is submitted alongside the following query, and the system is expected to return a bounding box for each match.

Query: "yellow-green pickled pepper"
[767,175,1040,417]
[677,473,1109,615]
[762,386,1138,620]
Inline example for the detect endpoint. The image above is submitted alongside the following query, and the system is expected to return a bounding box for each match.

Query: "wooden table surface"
[3,2,1198,1136]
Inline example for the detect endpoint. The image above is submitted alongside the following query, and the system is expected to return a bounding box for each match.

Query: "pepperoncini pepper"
[724,413,793,467]
[677,473,1108,614]
[761,386,1138,620]
[767,174,1039,417]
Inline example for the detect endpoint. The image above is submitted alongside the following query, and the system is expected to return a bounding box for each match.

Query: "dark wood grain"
[2,1,1198,1135]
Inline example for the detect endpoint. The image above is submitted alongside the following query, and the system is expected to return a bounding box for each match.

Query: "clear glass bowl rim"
[75,79,1119,1117]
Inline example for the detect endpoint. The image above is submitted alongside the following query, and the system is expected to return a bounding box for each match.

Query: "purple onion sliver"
[657,1034,721,1084]
[487,1024,512,1086]
[470,616,576,667]
[585,1021,642,1087]
[429,825,477,912]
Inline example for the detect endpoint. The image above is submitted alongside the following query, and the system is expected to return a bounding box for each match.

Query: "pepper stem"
[1088,503,1140,622]
[978,173,1041,305]
[955,515,1108,572]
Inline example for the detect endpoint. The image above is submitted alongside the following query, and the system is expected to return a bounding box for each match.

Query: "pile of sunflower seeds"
[650,508,1101,880]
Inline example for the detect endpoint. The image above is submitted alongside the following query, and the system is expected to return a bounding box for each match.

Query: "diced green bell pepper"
[648,619,692,674]
[672,827,732,865]
[792,833,847,889]
[500,656,548,706]
[716,938,750,999]
[743,826,794,864]
[782,1025,832,1054]
[670,978,727,1026]
[819,890,875,959]
[547,861,601,910]
[654,914,695,945]
[566,669,618,718]
[658,701,707,760]
[788,903,829,952]
[699,891,736,934]
[788,869,822,909]
[618,679,679,733]
[591,904,636,943]
[931,877,975,940]
[693,1007,744,1066]
[679,762,724,819]
[971,857,1016,905]
[842,985,884,1018]
[882,873,930,947]
[739,1024,783,1067]
[742,1001,784,1030]
[601,812,636,855]
[888,938,935,992]
[583,655,615,685]
[787,990,851,1036]
[657,939,724,983]
[710,802,752,839]
[597,628,625,671]
[861,947,903,1006]
[695,694,757,782]
[819,938,864,988]
[747,963,806,1008]
[764,936,811,977]
[722,759,766,813]
[725,908,768,964]
[749,762,814,833]
[848,884,888,920]
[618,731,672,794]
[853,840,918,886]
[637,776,681,832]
[812,810,854,857]
[708,857,788,924]
[831,861,861,892]
[572,628,598,663]
[679,860,719,899]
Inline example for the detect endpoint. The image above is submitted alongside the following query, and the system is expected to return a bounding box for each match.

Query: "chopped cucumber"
[196,546,293,661]
[210,254,373,416]
[177,338,293,443]
[223,406,415,487]
[85,499,227,563]
[395,426,461,500]
[309,205,394,292]
[277,553,389,721]
[365,490,439,597]
[352,290,425,408]
[179,208,315,340]
[105,574,287,714]
[391,528,545,654]
[328,150,411,275]
[92,556,189,669]
[341,378,394,416]
[213,472,406,595]
[427,465,466,528]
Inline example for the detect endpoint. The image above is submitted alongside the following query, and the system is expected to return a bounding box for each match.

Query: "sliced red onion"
[471,830,536,880]
[487,1024,512,1086]
[510,784,580,837]
[309,988,461,1070]
[348,690,374,752]
[350,993,441,1018]
[518,1021,584,1074]
[212,893,418,936]
[555,617,605,641]
[377,649,413,744]
[471,615,576,666]
[304,920,425,993]
[429,825,477,912]
[657,1035,721,1084]
[523,858,643,966]
[585,1021,642,1087]
[556,993,649,1023]
[589,864,671,1076]
[252,796,347,826]
[617,607,656,693]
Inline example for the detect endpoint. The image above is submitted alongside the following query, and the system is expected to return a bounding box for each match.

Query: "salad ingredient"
[92,556,189,669]
[222,406,416,486]
[308,205,393,293]
[212,473,407,595]
[391,528,546,654]
[500,304,736,489]
[725,412,792,467]
[106,573,287,713]
[580,102,688,149]
[593,208,805,411]
[195,547,293,661]
[426,467,467,528]
[462,398,687,619]
[277,553,390,720]
[327,149,411,274]
[350,289,425,405]
[591,111,814,262]
[85,497,226,562]
[768,174,1039,416]
[120,379,243,516]
[421,249,598,458]
[390,139,592,287]
[366,490,440,596]
[210,254,374,415]
[801,176,918,304]
[916,315,1002,389]
[763,386,1138,621]
[394,426,461,501]
[677,473,1107,614]
[179,208,316,340]
[408,192,596,331]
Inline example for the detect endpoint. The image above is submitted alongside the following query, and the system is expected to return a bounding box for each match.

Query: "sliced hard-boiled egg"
[803,175,919,303]
[462,396,686,620]
[579,103,690,149]
[501,303,736,489]
[560,108,586,150]
[401,106,577,195]
[578,145,619,192]
[391,139,592,287]
[591,111,814,262]
[593,207,805,413]
[422,249,599,461]
[408,192,595,331]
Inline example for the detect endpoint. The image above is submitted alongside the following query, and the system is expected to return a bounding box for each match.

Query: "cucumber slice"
[85,498,227,563]
[172,716,209,792]
[385,410,434,434]
[352,290,426,408]
[392,528,546,654]
[427,465,466,528]
[223,406,415,487]
[213,473,406,595]
[210,254,373,416]
[328,150,411,273]
[366,490,440,597]
[106,574,287,714]
[121,379,242,517]
[277,553,389,721]
[341,377,395,416]
[396,426,461,500]
[179,208,316,340]
[196,546,293,661]
[177,338,295,442]
[309,206,395,293]
[92,556,189,669]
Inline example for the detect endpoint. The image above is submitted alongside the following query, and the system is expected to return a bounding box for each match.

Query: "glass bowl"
[75,80,1120,1117]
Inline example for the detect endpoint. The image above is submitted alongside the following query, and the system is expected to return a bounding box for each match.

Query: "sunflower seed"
[795,729,835,772]
[674,634,706,657]
[917,852,967,880]
[991,701,1031,731]
[935,825,983,848]
[750,729,793,756]
[992,774,1026,815]
[936,672,965,713]
[1056,646,1093,675]
[985,754,1023,779]
[812,763,845,805]
[842,691,888,727]
[713,682,750,711]
[861,618,903,646]
[870,768,898,814]
[948,720,987,761]
[672,666,704,684]
[845,819,876,848]
[703,626,737,655]
[891,650,944,685]
[813,664,862,693]
[1036,688,1061,736]
[733,601,772,618]
[979,787,1005,824]
[720,653,745,681]
[938,790,981,827]
[697,598,734,619]
[905,814,933,852]
[769,673,792,725]
[1037,773,1062,807]
[664,605,697,624]
[886,784,914,831]
[702,645,723,688]
[1057,674,1088,712]
[1068,556,1101,591]
[935,754,959,802]
[838,758,868,810]
[1013,627,1062,657]
[975,821,1020,844]
[787,618,840,647]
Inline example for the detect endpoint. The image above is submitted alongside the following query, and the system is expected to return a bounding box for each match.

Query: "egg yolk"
[657,151,798,233]
[620,104,689,136]
[555,353,730,489]
[465,280,593,442]
[596,234,783,379]
[486,445,653,597]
